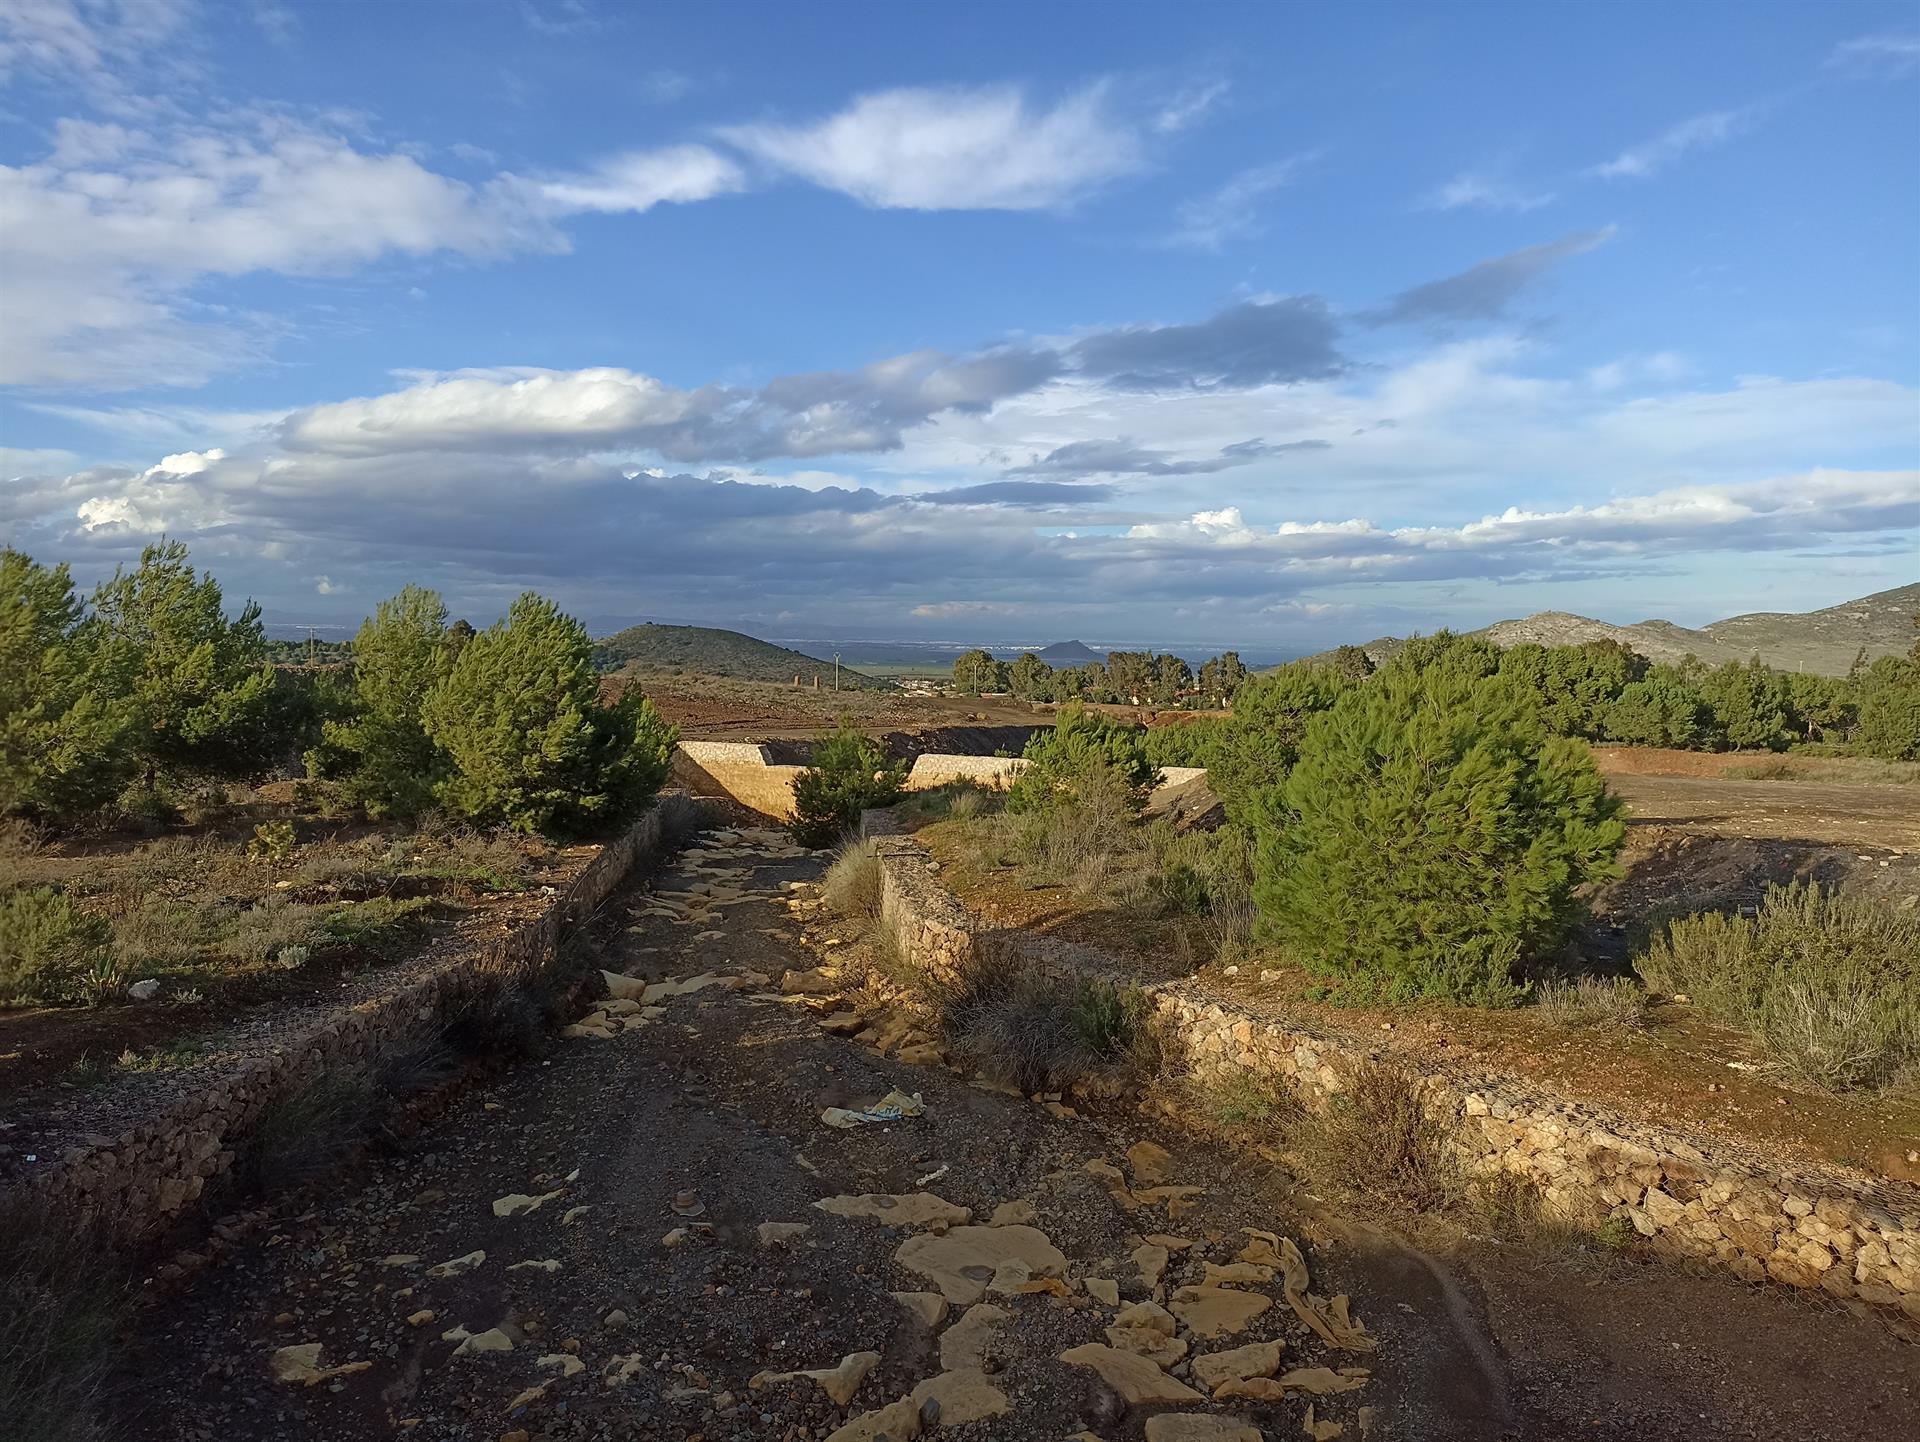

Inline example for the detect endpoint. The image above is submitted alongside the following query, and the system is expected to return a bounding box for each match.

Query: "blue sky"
[1,0,1916,646]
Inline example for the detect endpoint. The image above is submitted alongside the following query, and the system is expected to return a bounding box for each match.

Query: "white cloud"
[1153,79,1229,134]
[1422,171,1554,213]
[718,83,1146,210]
[534,144,745,214]
[1827,32,1920,75]
[0,0,192,86]
[1590,108,1754,180]
[1165,157,1311,251]
[313,574,336,594]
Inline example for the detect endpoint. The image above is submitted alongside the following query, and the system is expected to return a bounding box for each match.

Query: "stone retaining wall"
[863,833,1920,1319]
[905,754,1029,791]
[6,805,680,1244]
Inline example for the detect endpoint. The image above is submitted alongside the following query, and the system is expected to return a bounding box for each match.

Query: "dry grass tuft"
[1534,975,1653,1031]
[822,837,884,918]
[0,1195,126,1442]
[1290,1058,1464,1214]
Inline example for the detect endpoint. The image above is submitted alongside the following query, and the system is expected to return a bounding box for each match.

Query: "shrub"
[246,819,296,863]
[1007,705,1158,814]
[1205,663,1349,831]
[0,888,109,1003]
[822,836,884,917]
[1247,667,1626,1006]
[1002,761,1142,891]
[321,896,436,959]
[949,973,1153,1093]
[1854,654,1920,761]
[1291,1059,1462,1214]
[1636,882,1920,1092]
[788,724,907,849]
[422,593,677,837]
[1534,975,1651,1030]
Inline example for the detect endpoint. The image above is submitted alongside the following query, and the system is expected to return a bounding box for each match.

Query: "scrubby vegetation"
[1637,882,1920,1093]
[788,723,907,849]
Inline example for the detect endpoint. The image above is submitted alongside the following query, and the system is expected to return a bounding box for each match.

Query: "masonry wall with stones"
[863,833,1920,1319]
[4,805,678,1245]
[904,754,1030,791]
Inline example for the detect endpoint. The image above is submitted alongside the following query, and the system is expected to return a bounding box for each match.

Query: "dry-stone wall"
[4,805,677,1244]
[863,833,1920,1319]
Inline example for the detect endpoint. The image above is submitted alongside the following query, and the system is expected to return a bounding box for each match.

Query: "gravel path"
[112,823,1917,1442]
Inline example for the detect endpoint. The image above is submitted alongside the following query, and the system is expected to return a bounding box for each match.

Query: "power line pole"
[834,653,841,691]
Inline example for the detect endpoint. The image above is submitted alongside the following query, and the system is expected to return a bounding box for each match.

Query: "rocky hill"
[1310,583,1918,677]
[1036,639,1103,663]
[595,623,890,689]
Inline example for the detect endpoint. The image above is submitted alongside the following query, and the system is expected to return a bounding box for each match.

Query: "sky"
[1,0,1917,648]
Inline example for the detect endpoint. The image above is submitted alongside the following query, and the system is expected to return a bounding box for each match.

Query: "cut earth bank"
[109,813,1918,1441]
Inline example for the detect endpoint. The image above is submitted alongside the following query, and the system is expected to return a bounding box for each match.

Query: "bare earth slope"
[1313,582,1919,676]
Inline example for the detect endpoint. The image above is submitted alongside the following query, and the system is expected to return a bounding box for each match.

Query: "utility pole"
[834,653,841,692]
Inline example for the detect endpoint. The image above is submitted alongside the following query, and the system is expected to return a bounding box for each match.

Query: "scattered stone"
[757,1221,813,1247]
[1084,1277,1120,1306]
[382,1254,421,1268]
[452,1328,515,1357]
[1303,1402,1344,1440]
[1127,1140,1174,1185]
[561,1206,591,1225]
[507,1257,562,1273]
[1170,1286,1273,1339]
[492,1190,564,1219]
[988,1200,1038,1227]
[823,1398,922,1442]
[127,979,162,1001]
[894,1225,1069,1304]
[504,1384,547,1412]
[908,1368,1011,1424]
[602,1309,631,1329]
[1144,1233,1193,1251]
[752,1351,880,1406]
[269,1343,373,1387]
[814,1192,972,1227]
[890,1291,949,1328]
[1132,1243,1170,1286]
[1192,1340,1285,1393]
[406,1310,436,1327]
[1057,1344,1204,1404]
[939,1303,1008,1371]
[1204,1261,1275,1286]
[538,1353,585,1378]
[427,1250,485,1278]
[670,1189,706,1217]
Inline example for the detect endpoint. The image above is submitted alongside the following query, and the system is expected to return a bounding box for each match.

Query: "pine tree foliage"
[307,585,459,819]
[788,723,907,848]
[1248,665,1626,1005]
[1008,704,1158,812]
[0,549,135,820]
[421,593,675,836]
[89,540,279,787]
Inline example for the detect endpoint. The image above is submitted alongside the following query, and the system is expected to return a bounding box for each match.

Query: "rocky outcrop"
[864,835,1920,1319]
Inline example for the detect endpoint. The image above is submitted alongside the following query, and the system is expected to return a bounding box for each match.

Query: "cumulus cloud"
[1364,230,1612,328]
[718,83,1147,210]
[0,0,192,86]
[533,144,745,213]
[1590,108,1755,180]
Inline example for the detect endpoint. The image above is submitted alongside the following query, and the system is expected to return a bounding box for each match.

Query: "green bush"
[246,820,295,863]
[422,593,676,837]
[0,549,135,824]
[1007,704,1157,813]
[0,888,110,1003]
[1637,882,1920,1092]
[1854,654,1920,761]
[1205,663,1349,831]
[1247,666,1626,1005]
[789,724,907,849]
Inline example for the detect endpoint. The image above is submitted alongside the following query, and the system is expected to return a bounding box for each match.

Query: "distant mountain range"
[1305,583,1919,678]
[594,623,888,689]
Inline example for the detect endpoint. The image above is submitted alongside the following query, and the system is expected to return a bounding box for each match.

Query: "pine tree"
[1007,704,1158,812]
[788,723,907,848]
[89,540,280,790]
[1206,662,1350,832]
[1248,667,1625,1005]
[0,549,135,821]
[952,648,1005,696]
[421,593,675,836]
[308,585,457,819]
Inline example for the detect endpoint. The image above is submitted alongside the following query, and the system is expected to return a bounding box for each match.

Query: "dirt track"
[114,825,1920,1441]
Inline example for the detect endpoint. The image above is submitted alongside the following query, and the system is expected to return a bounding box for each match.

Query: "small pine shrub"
[0,888,109,1003]
[1637,882,1920,1092]
[246,819,296,863]
[788,725,907,849]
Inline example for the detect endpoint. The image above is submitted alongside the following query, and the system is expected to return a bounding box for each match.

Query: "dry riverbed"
[112,825,1918,1441]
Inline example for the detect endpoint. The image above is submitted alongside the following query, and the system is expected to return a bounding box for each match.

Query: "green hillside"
[1296,583,1919,678]
[594,623,890,689]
